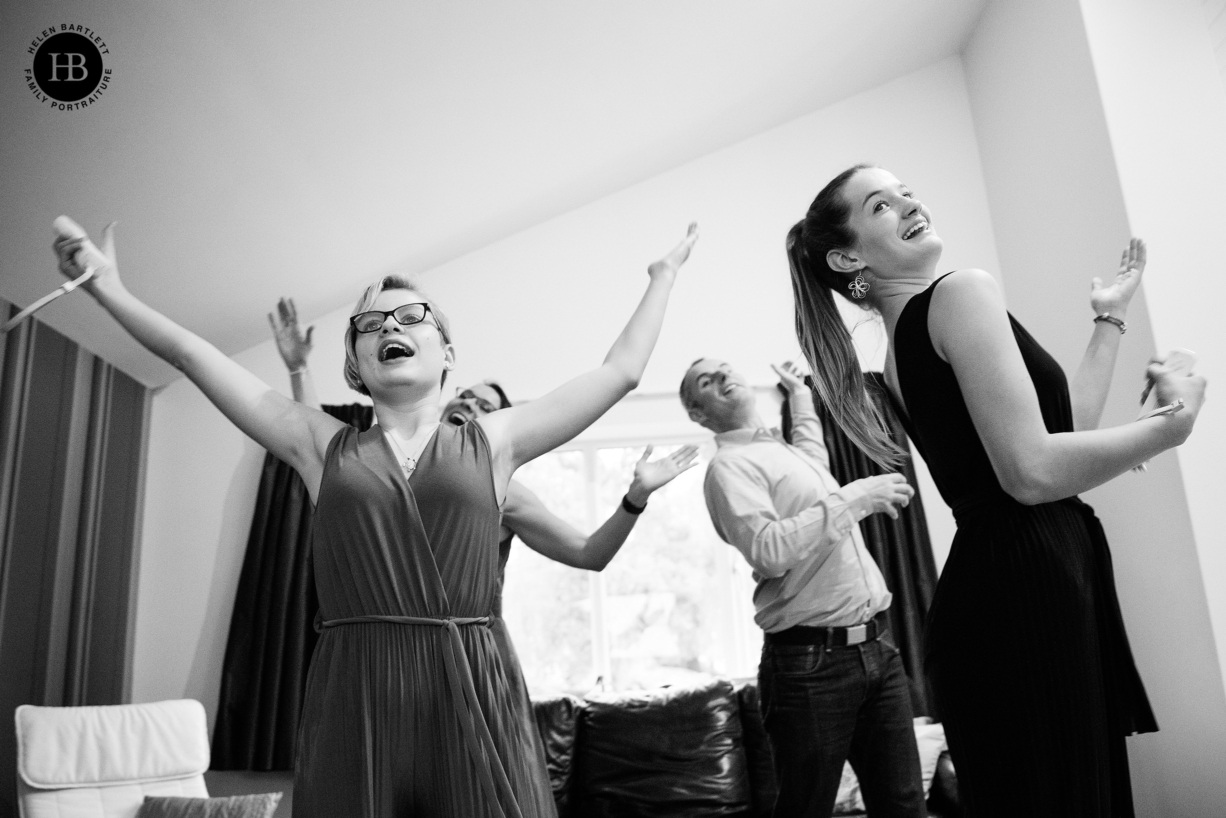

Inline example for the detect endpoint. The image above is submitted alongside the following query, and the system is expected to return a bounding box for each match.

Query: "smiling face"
[441,383,505,426]
[351,288,454,401]
[683,358,756,432]
[834,167,943,279]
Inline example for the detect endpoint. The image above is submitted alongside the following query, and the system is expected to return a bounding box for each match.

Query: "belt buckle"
[845,623,868,645]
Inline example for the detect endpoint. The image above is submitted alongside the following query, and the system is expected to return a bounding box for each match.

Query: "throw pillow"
[137,793,282,818]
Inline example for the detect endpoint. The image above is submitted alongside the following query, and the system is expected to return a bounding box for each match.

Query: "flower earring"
[849,273,870,299]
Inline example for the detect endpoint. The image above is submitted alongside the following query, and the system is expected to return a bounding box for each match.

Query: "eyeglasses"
[350,302,438,335]
[455,388,500,414]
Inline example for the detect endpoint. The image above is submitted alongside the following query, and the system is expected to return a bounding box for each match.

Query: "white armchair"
[14,699,211,818]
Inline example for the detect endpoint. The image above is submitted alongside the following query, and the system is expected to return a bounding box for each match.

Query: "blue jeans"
[759,635,926,818]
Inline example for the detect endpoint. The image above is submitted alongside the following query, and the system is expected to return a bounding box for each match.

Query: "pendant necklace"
[383,424,437,480]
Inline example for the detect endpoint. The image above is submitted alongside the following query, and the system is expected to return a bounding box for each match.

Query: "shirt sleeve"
[703,452,874,579]
[787,392,830,469]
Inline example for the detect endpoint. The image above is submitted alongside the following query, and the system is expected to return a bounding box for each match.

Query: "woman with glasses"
[270,298,698,785]
[54,221,699,818]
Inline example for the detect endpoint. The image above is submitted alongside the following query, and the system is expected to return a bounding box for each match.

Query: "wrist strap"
[621,493,646,515]
[1094,313,1127,334]
[288,365,308,376]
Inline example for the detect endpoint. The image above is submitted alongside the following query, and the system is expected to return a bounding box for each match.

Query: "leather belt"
[765,611,887,647]
[318,614,523,818]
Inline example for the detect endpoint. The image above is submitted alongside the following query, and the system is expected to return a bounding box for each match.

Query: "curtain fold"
[211,403,372,771]
[781,372,939,717]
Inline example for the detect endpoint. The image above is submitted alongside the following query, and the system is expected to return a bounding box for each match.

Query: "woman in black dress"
[785,165,1205,817]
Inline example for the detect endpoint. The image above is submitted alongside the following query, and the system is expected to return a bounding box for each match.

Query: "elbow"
[998,467,1059,506]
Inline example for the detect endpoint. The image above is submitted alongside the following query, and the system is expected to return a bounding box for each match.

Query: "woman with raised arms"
[54,220,698,818]
[785,166,1204,818]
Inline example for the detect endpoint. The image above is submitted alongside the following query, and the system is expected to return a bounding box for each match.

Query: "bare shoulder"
[928,269,1008,360]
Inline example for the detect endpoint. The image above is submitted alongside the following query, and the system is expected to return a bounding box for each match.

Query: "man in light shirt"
[681,358,925,818]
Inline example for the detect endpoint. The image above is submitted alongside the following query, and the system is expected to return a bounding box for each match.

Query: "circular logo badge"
[32,32,104,101]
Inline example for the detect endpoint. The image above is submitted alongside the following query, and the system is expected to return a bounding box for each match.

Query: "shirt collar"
[714,425,784,448]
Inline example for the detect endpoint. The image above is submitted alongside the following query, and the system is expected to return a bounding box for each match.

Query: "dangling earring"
[849,272,870,299]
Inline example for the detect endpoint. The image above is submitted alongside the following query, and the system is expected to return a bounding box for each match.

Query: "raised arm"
[773,361,831,469]
[54,224,343,501]
[503,444,698,571]
[1069,238,1145,430]
[930,268,1204,504]
[269,297,322,410]
[478,224,698,482]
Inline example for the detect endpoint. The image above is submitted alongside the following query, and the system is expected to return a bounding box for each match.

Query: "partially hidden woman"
[785,166,1204,818]
[268,297,698,782]
[54,220,699,818]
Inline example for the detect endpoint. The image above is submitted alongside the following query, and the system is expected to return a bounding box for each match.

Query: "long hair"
[343,274,453,396]
[787,165,906,468]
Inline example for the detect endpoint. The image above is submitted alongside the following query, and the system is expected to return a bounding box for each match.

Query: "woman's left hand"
[1091,237,1146,317]
[626,444,700,504]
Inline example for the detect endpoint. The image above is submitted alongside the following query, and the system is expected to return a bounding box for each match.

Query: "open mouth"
[447,411,470,426]
[378,341,414,362]
[902,220,928,240]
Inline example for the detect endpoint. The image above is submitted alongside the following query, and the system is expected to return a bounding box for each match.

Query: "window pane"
[501,450,594,695]
[596,445,761,690]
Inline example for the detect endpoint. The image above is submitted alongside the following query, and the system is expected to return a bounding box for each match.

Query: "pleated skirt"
[293,621,557,818]
[925,500,1139,818]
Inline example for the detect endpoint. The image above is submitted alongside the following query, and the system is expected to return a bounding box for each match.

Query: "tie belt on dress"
[317,613,523,818]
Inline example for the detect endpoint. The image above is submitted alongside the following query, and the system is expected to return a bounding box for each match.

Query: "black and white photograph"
[1,1,1224,817]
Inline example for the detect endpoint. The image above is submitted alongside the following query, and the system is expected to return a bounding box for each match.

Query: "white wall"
[131,55,998,726]
[963,0,1226,813]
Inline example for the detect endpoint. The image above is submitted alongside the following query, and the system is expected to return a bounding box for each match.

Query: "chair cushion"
[16,700,211,789]
[576,679,750,817]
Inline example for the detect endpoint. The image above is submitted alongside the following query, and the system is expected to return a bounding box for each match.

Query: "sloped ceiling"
[0,0,985,388]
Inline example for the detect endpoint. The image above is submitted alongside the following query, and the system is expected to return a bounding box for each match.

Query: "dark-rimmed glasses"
[350,303,437,335]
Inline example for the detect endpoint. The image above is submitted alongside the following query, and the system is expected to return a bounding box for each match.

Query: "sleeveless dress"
[293,422,557,818]
[892,275,1157,818]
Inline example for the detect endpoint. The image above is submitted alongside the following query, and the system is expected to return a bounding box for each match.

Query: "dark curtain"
[0,307,149,817]
[781,372,939,717]
[211,403,373,771]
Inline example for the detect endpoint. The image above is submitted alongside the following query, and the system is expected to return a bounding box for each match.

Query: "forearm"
[89,277,209,370]
[291,368,322,410]
[732,494,865,579]
[601,272,676,386]
[1000,416,1185,504]
[1070,320,1124,430]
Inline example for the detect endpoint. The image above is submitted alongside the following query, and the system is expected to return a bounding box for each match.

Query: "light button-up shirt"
[703,393,892,633]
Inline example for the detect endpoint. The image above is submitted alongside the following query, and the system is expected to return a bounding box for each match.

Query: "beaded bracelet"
[1093,313,1127,334]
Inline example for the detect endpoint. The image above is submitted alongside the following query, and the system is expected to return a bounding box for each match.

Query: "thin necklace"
[383,424,438,479]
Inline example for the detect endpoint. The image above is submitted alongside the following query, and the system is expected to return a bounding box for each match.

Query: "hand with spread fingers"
[626,444,700,507]
[268,297,314,374]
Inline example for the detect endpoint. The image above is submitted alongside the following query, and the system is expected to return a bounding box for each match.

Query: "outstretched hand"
[268,297,314,372]
[771,360,810,397]
[1091,237,1145,317]
[53,220,118,295]
[647,222,699,281]
[627,444,700,504]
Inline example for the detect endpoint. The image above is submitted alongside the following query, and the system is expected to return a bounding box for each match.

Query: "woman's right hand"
[1147,353,1207,443]
[53,221,119,296]
[848,473,914,520]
